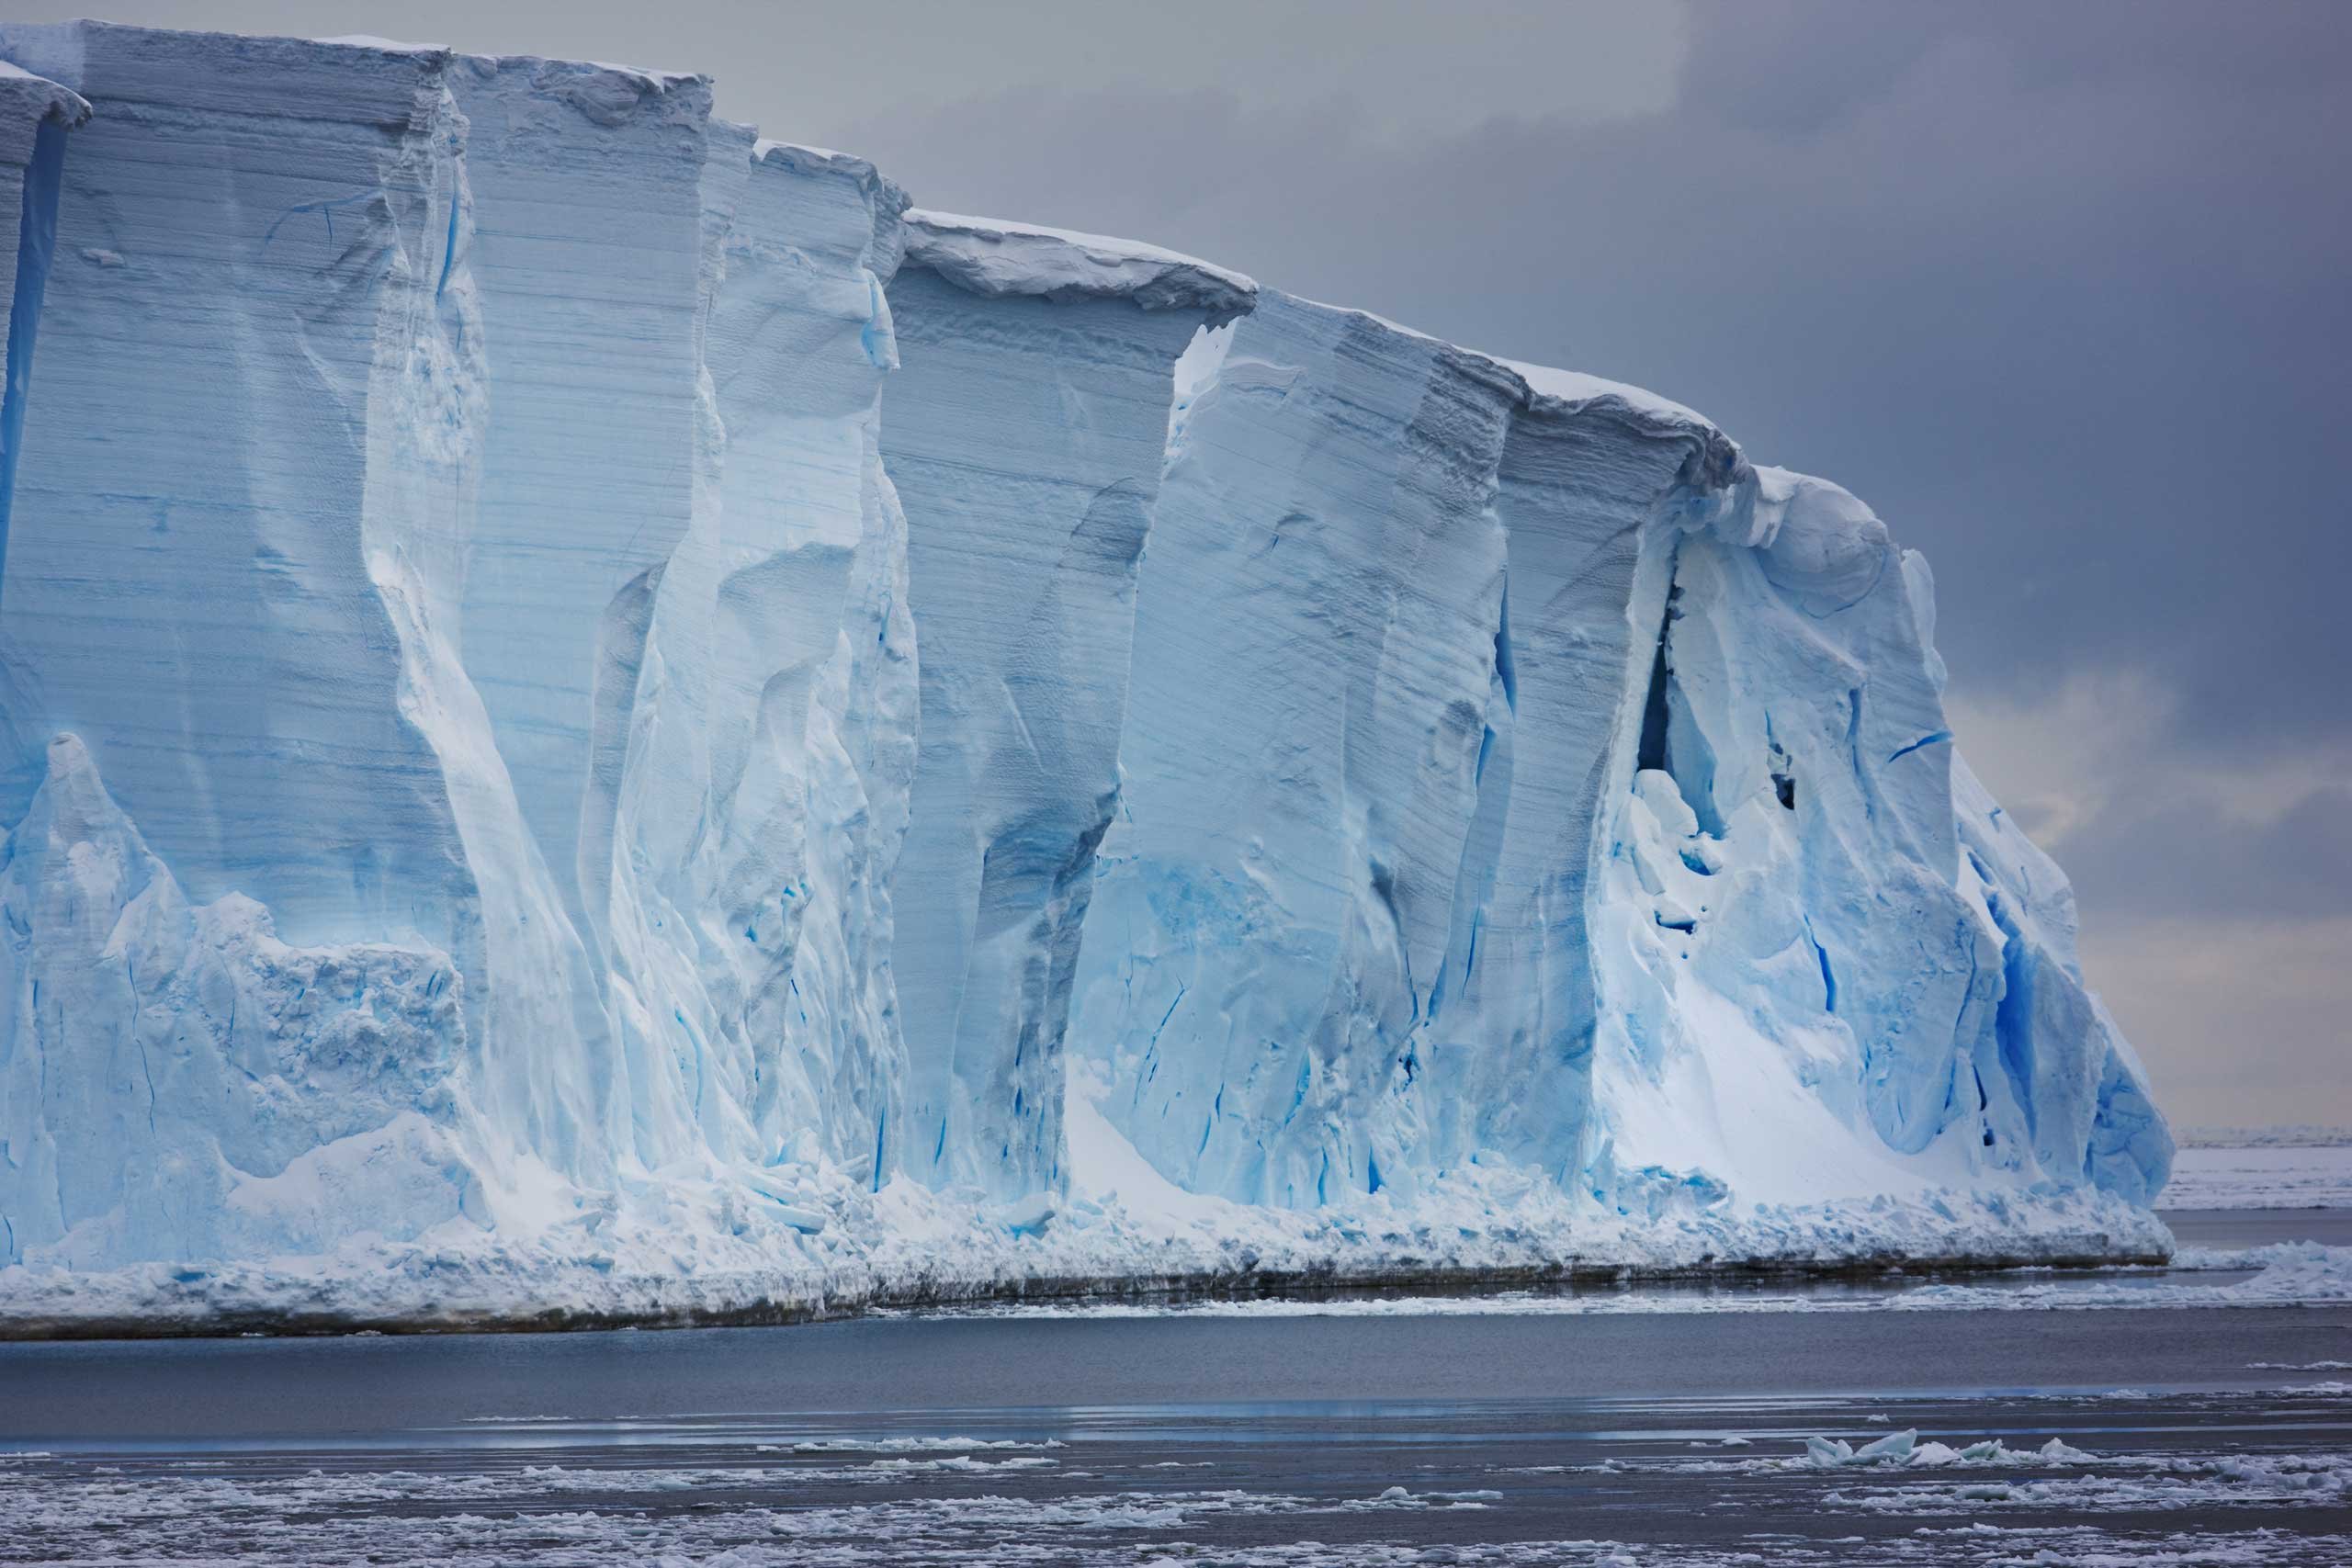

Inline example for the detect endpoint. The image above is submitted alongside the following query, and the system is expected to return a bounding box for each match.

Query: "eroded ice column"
[447,54,713,944]
[881,214,1251,1199]
[1068,292,1524,1210]
[601,137,918,1181]
[1411,369,1745,1182]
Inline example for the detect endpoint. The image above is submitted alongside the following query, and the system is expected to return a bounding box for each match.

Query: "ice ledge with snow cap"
[903,209,1257,315]
[0,62,88,150]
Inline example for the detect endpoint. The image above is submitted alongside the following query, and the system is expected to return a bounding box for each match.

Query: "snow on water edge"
[876,1241,2352,1322]
[2161,1145,2352,1210]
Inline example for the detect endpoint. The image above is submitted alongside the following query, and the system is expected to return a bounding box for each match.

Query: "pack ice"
[0,23,2170,1329]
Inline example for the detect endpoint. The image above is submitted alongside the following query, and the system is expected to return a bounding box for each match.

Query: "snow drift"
[0,22,2169,1330]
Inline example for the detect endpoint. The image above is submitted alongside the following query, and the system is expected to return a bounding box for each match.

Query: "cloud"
[2081,917,2352,1128]
[15,0,1689,145]
[1947,671,2176,848]
[1951,668,2352,1122]
[1950,671,2352,854]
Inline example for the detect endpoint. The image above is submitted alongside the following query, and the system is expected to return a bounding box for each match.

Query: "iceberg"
[0,22,2169,1332]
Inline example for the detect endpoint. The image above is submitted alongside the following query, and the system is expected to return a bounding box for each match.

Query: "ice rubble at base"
[0,21,2170,1325]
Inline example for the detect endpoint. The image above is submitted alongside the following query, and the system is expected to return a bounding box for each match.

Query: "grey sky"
[24,0,2349,1127]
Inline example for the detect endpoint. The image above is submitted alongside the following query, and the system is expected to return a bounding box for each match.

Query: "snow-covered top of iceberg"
[0,59,89,112]
[752,139,910,208]
[310,34,445,55]
[0,19,453,126]
[752,138,857,173]
[903,209,1257,314]
[0,59,89,161]
[1508,358,1721,441]
[319,28,707,100]
[1502,355,1751,507]
[1268,289,1741,473]
[458,51,707,98]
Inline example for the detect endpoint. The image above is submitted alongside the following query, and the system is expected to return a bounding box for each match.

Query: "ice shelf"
[0,21,2170,1330]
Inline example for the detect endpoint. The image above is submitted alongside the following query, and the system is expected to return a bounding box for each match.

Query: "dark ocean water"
[5,1282,2349,1564]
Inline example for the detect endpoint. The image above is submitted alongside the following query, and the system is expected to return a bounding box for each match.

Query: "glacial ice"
[0,22,2171,1327]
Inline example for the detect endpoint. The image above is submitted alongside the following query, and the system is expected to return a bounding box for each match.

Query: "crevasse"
[0,22,2170,1325]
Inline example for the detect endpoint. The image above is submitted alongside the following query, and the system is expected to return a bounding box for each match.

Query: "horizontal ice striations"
[0,25,471,942]
[0,22,2168,1318]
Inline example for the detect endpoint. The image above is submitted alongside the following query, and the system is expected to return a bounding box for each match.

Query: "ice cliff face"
[0,23,2169,1320]
[881,212,1250,1201]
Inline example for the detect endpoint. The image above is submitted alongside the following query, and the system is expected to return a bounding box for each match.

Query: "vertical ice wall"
[600,136,918,1180]
[0,62,86,581]
[1409,372,1742,1182]
[0,24,938,1269]
[444,54,712,943]
[879,215,1251,1199]
[1069,293,1522,1207]
[1071,319,2169,1214]
[0,24,475,947]
[0,27,484,1267]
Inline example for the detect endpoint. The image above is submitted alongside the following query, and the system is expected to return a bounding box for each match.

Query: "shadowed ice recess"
[0,21,2170,1331]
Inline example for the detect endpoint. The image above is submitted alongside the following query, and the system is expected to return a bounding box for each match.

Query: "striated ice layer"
[0,23,2170,1324]
[446,53,710,942]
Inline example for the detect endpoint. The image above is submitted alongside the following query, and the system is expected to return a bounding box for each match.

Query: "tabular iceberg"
[0,22,2169,1332]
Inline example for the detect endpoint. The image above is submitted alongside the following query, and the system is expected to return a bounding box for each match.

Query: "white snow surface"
[0,61,87,142]
[2161,1145,2352,1210]
[902,209,1254,313]
[2180,1125,2352,1149]
[0,21,2171,1329]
